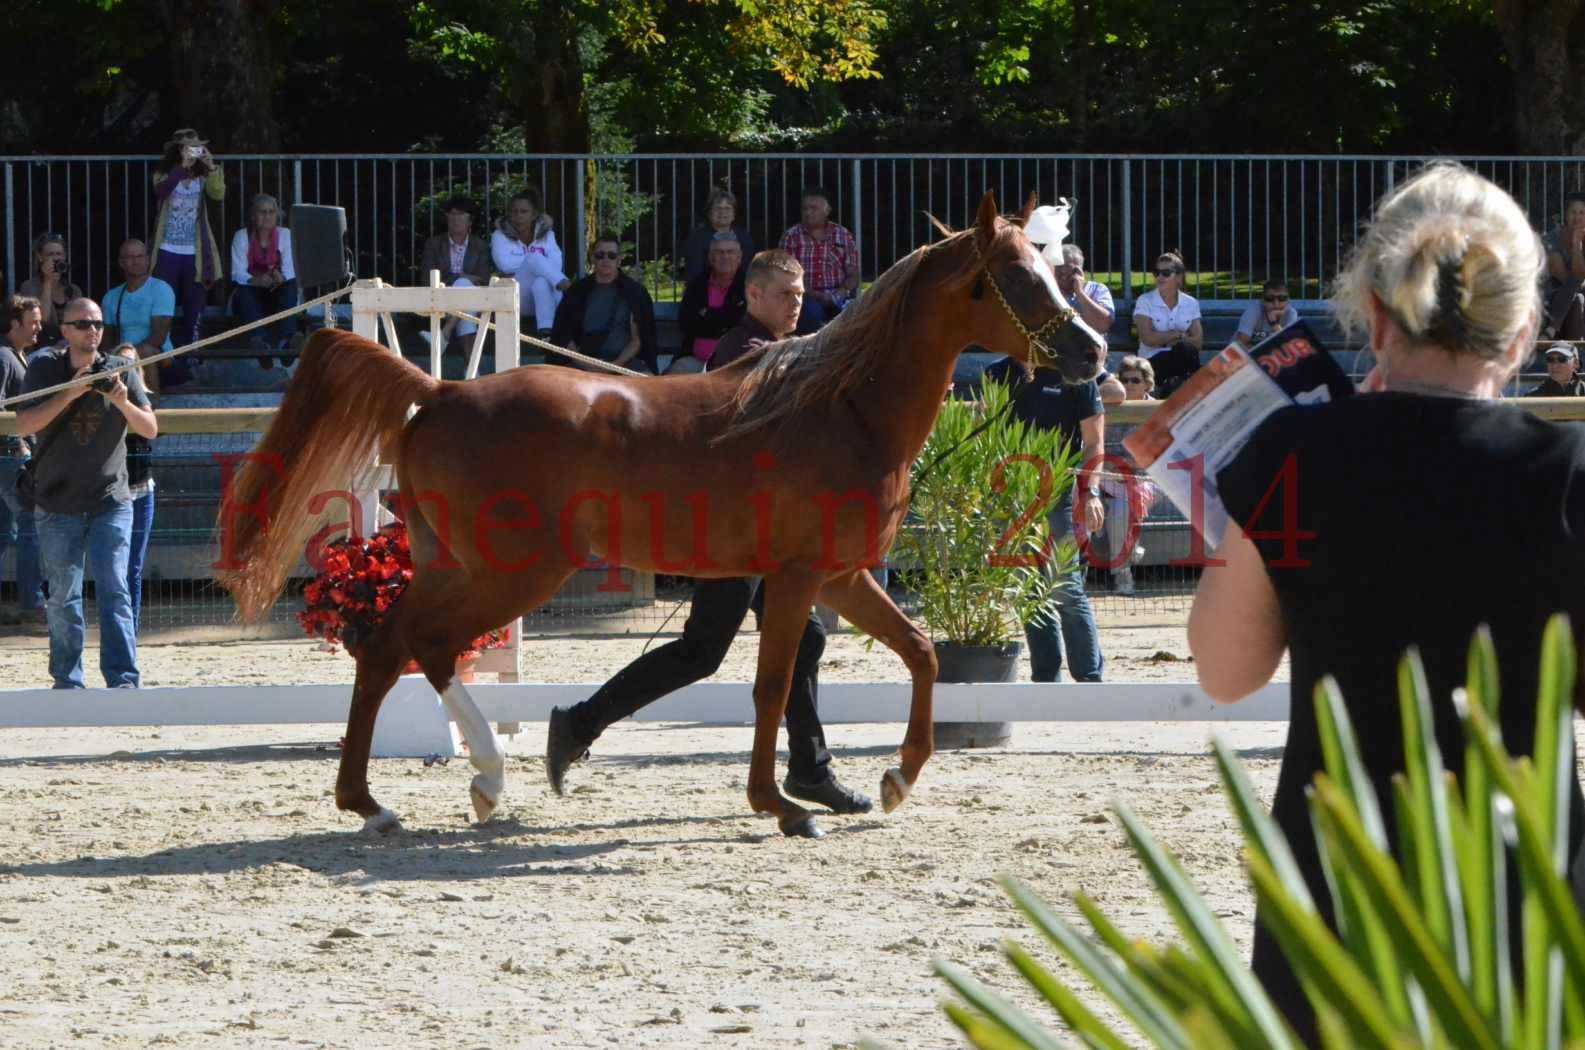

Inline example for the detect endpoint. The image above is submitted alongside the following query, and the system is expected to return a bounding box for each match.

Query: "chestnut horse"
[217,191,1103,838]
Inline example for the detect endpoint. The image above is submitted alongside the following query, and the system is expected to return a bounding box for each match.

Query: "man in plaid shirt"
[779,187,860,333]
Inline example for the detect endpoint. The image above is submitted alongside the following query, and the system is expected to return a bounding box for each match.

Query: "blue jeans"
[1023,496,1103,682]
[128,486,155,628]
[0,452,43,610]
[36,503,139,689]
[234,279,301,349]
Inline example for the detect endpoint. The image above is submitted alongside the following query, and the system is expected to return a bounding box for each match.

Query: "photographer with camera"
[149,128,224,384]
[18,233,84,347]
[15,299,156,688]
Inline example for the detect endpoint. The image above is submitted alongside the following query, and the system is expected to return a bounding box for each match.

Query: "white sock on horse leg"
[441,679,504,816]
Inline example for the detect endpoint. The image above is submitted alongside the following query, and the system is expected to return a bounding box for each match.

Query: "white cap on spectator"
[1024,203,1073,269]
[1543,342,1577,362]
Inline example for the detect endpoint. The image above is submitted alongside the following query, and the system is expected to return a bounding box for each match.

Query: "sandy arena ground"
[0,614,1295,1048]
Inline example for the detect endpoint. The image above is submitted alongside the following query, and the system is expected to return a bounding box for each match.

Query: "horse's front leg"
[750,571,825,838]
[816,570,937,812]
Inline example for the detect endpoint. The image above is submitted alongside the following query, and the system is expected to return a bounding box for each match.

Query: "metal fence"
[8,153,1585,308]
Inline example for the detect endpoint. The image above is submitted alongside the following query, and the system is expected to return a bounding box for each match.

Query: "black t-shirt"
[20,347,151,513]
[1218,392,1585,1035]
[706,315,776,372]
[981,357,1101,453]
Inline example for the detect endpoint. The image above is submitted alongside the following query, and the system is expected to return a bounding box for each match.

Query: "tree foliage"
[0,0,1566,155]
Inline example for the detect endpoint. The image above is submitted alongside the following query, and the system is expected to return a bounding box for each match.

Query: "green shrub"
[890,375,1080,647]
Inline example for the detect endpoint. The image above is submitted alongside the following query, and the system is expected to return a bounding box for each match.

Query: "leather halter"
[970,235,1074,369]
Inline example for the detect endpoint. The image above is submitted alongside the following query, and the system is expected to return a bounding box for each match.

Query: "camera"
[51,258,68,276]
[185,145,204,159]
[86,353,120,394]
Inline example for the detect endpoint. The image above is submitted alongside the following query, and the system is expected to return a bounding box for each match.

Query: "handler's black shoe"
[783,773,874,815]
[545,706,590,797]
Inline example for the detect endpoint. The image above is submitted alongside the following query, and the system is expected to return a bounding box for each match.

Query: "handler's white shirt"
[1132,288,1200,359]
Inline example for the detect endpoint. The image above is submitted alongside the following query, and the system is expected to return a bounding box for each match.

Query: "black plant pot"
[932,640,1018,749]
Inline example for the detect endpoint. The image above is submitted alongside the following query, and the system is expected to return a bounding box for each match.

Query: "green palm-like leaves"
[894,375,1080,647]
[928,614,1585,1049]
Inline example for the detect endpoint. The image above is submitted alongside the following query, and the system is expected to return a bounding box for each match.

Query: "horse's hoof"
[469,778,499,823]
[880,767,910,814]
[361,807,401,835]
[780,813,826,839]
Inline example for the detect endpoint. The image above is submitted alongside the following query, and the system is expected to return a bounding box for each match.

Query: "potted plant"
[893,373,1080,691]
[299,522,508,679]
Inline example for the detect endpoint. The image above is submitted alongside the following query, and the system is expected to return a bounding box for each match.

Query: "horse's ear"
[975,191,999,243]
[1019,192,1038,225]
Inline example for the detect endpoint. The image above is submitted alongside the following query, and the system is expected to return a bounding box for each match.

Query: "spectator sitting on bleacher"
[102,239,176,394]
[151,129,225,354]
[671,231,746,374]
[1523,342,1585,397]
[549,234,658,373]
[1542,192,1585,342]
[230,194,300,369]
[780,187,859,334]
[1132,251,1202,396]
[491,189,570,336]
[418,196,491,351]
[1055,243,1115,335]
[1234,279,1299,349]
[682,188,755,284]
[18,233,84,347]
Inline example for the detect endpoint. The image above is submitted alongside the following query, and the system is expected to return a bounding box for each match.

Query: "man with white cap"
[1524,341,1585,397]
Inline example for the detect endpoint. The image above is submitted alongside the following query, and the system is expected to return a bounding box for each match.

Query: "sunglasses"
[1263,294,1289,303]
[1121,376,1147,385]
[1154,268,1179,278]
[592,250,621,261]
[1546,354,1573,363]
[62,319,105,331]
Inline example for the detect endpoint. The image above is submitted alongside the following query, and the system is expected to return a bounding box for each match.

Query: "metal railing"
[8,154,1585,309]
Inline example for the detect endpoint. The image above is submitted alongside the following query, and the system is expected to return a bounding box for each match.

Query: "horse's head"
[964,190,1103,383]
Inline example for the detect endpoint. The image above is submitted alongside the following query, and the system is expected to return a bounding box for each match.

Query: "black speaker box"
[290,204,349,286]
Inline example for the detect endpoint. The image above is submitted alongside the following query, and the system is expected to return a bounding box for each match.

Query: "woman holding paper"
[1131,251,1202,395]
[1188,163,1585,1044]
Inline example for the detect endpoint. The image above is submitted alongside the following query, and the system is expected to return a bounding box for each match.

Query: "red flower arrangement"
[298,523,508,658]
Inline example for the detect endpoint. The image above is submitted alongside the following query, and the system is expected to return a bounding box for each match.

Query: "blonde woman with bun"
[1188,162,1585,1043]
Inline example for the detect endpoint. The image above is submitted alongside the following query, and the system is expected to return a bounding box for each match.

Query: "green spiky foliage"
[921,615,1585,1049]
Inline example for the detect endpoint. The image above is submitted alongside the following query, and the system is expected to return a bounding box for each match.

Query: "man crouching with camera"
[15,298,157,688]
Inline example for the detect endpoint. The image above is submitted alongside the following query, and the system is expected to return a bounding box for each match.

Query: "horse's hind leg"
[403,564,573,822]
[337,612,412,833]
[816,570,937,813]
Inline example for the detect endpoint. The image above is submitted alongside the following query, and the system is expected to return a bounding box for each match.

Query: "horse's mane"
[718,217,1026,441]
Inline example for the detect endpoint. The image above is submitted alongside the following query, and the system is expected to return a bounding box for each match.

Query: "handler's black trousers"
[564,576,833,784]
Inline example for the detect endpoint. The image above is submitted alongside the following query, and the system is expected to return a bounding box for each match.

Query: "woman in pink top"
[670,232,747,374]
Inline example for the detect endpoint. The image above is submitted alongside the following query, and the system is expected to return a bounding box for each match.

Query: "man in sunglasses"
[1234,280,1299,349]
[15,298,156,688]
[1524,342,1585,397]
[547,234,658,372]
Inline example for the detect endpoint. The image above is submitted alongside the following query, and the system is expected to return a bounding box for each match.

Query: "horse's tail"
[216,328,441,621]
